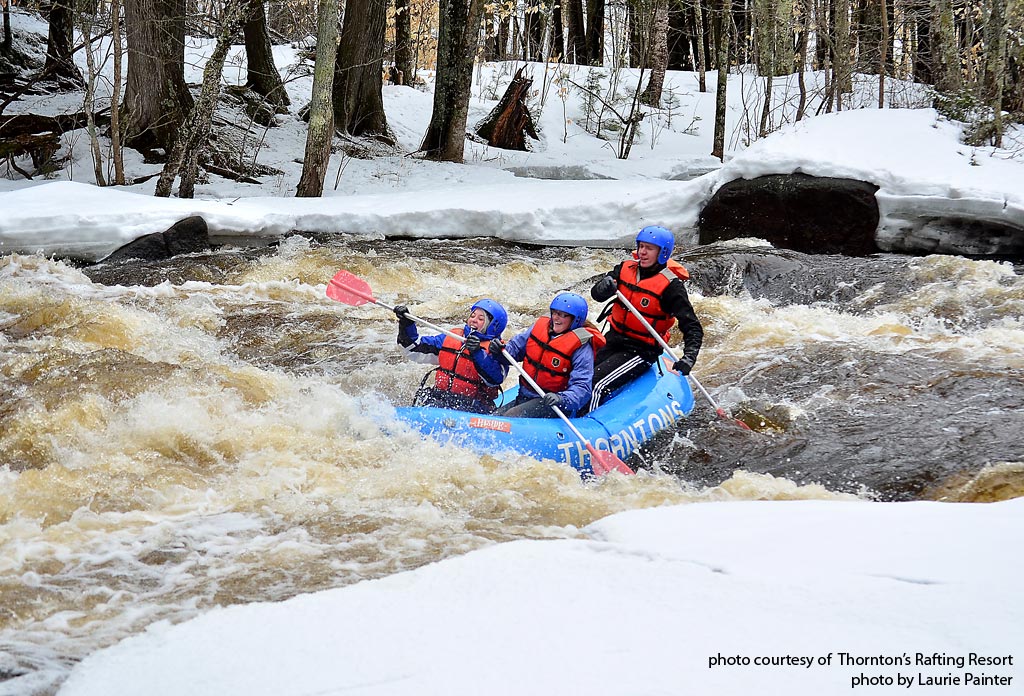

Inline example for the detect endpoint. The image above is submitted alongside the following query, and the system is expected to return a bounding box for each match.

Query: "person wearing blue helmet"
[586,225,703,412]
[393,298,509,414]
[488,292,606,418]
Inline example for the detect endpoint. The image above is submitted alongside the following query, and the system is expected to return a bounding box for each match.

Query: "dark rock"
[878,210,1024,258]
[698,174,880,256]
[101,216,211,263]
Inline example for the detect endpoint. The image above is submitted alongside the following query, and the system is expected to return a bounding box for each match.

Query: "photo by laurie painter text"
[708,651,1016,689]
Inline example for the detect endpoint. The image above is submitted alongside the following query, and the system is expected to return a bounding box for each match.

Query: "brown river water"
[1,235,1022,694]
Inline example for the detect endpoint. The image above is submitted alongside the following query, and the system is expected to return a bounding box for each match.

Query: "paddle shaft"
[501,348,591,447]
[341,283,468,344]
[614,290,730,419]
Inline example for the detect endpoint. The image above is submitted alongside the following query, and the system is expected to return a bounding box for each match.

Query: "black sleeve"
[661,279,703,364]
[591,262,625,301]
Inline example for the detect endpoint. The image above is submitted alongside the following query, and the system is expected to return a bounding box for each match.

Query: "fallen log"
[0,111,109,138]
[0,131,60,177]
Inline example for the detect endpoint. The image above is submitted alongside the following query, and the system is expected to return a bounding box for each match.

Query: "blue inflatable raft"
[394,353,695,474]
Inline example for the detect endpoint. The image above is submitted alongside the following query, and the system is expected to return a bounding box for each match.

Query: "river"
[1,236,1022,694]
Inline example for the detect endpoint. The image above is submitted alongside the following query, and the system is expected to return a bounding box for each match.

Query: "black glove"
[488,338,505,357]
[393,305,409,319]
[541,392,562,408]
[463,334,481,353]
[592,275,617,301]
[673,356,694,375]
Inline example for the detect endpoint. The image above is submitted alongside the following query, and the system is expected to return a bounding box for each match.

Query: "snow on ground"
[56,498,1024,696]
[2,8,1022,260]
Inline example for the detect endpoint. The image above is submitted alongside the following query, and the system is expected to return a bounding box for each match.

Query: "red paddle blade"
[587,444,634,476]
[716,408,752,430]
[327,270,374,306]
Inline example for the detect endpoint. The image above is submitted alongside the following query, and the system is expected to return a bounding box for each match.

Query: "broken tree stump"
[474,66,538,151]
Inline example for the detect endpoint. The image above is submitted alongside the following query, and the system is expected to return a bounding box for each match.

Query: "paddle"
[498,347,634,477]
[614,290,751,430]
[326,269,633,476]
[327,269,458,338]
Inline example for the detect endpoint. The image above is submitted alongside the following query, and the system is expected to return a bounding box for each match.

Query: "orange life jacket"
[435,329,499,402]
[608,259,690,346]
[522,317,606,393]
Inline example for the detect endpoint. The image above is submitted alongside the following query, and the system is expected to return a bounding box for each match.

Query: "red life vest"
[521,317,606,393]
[608,259,690,346]
[434,328,499,402]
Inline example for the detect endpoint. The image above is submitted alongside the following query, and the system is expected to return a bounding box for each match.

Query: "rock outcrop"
[697,174,881,256]
[100,216,212,263]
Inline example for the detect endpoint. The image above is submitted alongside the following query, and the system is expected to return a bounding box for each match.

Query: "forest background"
[0,0,1021,201]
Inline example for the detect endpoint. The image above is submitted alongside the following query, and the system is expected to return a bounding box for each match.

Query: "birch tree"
[154,0,247,197]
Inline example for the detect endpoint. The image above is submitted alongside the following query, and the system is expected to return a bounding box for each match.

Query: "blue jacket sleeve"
[503,329,531,362]
[400,329,446,364]
[557,344,595,415]
[499,328,535,396]
[471,348,508,386]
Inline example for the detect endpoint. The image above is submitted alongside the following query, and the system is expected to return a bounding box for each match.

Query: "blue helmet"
[469,298,507,339]
[636,225,674,264]
[549,292,589,331]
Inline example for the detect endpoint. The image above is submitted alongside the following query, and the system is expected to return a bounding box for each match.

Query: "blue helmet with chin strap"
[549,292,589,331]
[636,225,675,264]
[469,298,507,339]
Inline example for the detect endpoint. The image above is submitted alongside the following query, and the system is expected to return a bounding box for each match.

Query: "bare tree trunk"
[79,8,106,185]
[564,0,587,63]
[642,0,670,105]
[753,0,778,77]
[155,0,247,198]
[694,0,707,91]
[712,0,729,160]
[45,0,83,84]
[984,0,1007,146]
[931,0,960,92]
[551,3,565,59]
[395,0,415,81]
[110,0,126,183]
[524,0,545,60]
[296,0,339,196]
[243,0,290,108]
[586,0,604,64]
[628,0,642,67]
[912,0,931,83]
[124,0,193,151]
[333,0,391,139]
[877,0,887,106]
[497,16,511,62]
[834,0,851,102]
[795,0,810,119]
[420,0,485,162]
[3,0,14,55]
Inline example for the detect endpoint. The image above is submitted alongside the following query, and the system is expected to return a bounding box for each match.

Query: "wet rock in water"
[100,215,212,263]
[679,244,914,310]
[665,347,1024,502]
[925,462,1024,503]
[698,174,881,256]
[876,203,1024,258]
